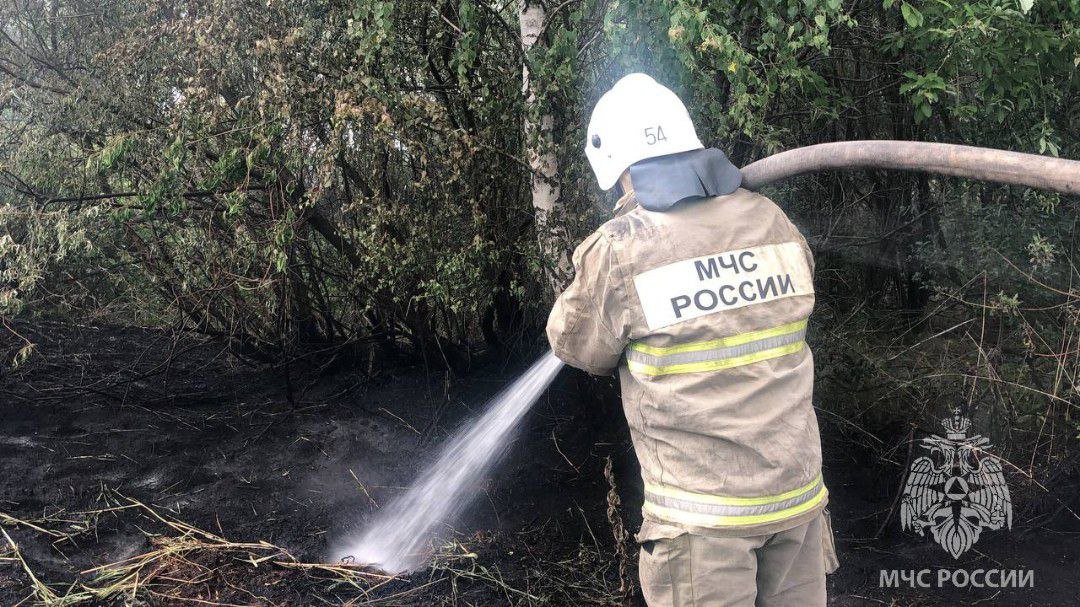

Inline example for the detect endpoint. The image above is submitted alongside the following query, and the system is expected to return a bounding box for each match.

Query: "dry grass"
[1,490,627,606]
[1,492,397,606]
[2,527,92,606]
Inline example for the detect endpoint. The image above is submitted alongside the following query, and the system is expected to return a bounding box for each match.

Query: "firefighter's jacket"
[547,189,825,541]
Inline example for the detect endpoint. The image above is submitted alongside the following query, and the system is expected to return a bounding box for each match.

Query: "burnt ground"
[0,322,1077,606]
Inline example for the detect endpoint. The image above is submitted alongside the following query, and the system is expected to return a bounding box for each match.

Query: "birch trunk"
[519,1,570,292]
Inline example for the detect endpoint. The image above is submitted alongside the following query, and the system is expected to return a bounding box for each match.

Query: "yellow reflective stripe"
[645,474,823,507]
[628,341,804,377]
[644,486,828,527]
[630,319,807,357]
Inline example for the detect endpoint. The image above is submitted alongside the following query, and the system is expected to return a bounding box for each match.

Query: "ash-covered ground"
[0,322,1076,605]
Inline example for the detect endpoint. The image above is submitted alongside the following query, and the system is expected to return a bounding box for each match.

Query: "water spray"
[334,141,1077,573]
[333,351,564,572]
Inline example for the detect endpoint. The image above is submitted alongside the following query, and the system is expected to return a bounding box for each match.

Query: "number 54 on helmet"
[585,73,705,190]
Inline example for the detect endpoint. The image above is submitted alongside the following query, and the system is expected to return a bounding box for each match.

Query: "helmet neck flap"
[629,148,743,212]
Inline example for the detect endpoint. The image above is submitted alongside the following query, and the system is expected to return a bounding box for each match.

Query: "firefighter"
[547,73,839,606]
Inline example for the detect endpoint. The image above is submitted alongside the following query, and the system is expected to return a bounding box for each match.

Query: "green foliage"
[899,71,947,123]
[0,0,543,364]
[0,0,1076,394]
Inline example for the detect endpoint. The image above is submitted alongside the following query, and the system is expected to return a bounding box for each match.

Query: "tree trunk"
[519,1,570,292]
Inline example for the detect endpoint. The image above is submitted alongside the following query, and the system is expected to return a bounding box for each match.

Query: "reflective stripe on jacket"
[546,188,825,540]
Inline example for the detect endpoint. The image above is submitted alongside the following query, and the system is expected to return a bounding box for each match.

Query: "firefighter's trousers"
[638,511,839,607]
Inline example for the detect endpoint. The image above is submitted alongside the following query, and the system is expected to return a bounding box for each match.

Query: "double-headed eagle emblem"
[900,409,1012,558]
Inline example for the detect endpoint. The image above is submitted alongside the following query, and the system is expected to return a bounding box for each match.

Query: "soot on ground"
[1,322,1076,605]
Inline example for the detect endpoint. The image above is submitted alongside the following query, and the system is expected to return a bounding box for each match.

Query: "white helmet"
[585,73,704,191]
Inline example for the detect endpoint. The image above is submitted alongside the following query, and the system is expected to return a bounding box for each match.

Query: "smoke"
[332,350,564,573]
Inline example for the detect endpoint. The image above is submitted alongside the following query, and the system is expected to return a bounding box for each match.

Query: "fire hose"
[739,140,1080,195]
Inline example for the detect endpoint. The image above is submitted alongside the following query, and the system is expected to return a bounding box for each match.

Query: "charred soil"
[0,322,1076,606]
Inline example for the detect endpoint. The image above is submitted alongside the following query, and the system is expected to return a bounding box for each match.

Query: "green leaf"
[900,2,924,28]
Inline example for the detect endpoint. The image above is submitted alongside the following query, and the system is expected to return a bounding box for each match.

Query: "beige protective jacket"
[547,188,825,542]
